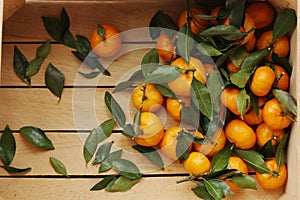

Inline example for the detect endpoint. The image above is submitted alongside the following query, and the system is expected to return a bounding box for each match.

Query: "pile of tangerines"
[89,0,296,197]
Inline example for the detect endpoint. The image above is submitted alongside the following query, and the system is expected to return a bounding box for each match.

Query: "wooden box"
[0,0,298,199]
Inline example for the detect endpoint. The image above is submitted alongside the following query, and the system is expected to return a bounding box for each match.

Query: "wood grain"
[0,177,283,200]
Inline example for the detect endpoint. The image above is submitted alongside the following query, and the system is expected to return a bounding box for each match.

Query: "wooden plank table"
[0,0,297,199]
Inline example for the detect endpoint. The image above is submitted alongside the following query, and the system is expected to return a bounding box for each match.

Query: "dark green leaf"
[104,92,126,128]
[36,40,51,59]
[191,78,212,120]
[19,126,54,150]
[207,71,223,113]
[60,8,70,33]
[90,175,117,191]
[62,30,76,48]
[271,54,292,76]
[211,147,230,173]
[149,10,178,39]
[180,106,200,129]
[141,64,158,78]
[176,24,194,62]
[228,174,257,189]
[273,9,297,41]
[49,157,68,177]
[122,124,136,138]
[227,0,246,28]
[113,81,136,93]
[42,16,63,42]
[229,45,247,68]
[98,162,112,173]
[83,118,114,164]
[213,179,234,196]
[275,132,289,169]
[237,89,250,118]
[105,176,140,192]
[204,179,224,200]
[180,130,205,144]
[133,108,141,136]
[250,94,260,117]
[259,139,275,158]
[153,84,178,99]
[204,169,240,180]
[45,63,65,99]
[192,186,214,200]
[132,145,164,170]
[272,89,297,117]
[75,35,92,57]
[0,165,31,174]
[97,24,105,38]
[197,43,222,57]
[141,48,159,66]
[232,149,272,174]
[26,57,44,77]
[111,159,142,180]
[144,65,181,84]
[92,141,114,165]
[200,25,243,39]
[79,71,101,79]
[13,46,30,85]
[215,47,236,68]
[176,135,190,162]
[0,125,16,165]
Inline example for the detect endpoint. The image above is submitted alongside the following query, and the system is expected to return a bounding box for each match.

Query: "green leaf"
[180,106,200,129]
[36,40,51,59]
[141,48,159,66]
[259,139,275,158]
[192,186,214,200]
[26,57,44,77]
[271,54,292,76]
[104,92,126,128]
[149,10,178,39]
[191,78,212,120]
[0,165,31,174]
[83,119,114,164]
[200,25,243,39]
[153,84,178,99]
[204,169,241,180]
[144,65,181,84]
[90,175,117,191]
[122,124,136,138]
[133,108,142,137]
[207,71,223,113]
[92,141,114,165]
[97,24,105,38]
[250,94,260,117]
[211,147,230,173]
[113,81,136,93]
[0,125,16,165]
[232,149,272,174]
[49,157,69,177]
[237,89,250,118]
[105,176,140,192]
[13,46,30,85]
[227,0,246,28]
[213,179,234,196]
[275,133,289,169]
[229,45,247,68]
[79,71,101,79]
[272,89,297,117]
[273,8,297,41]
[74,35,92,57]
[204,179,224,200]
[176,24,194,63]
[230,48,269,88]
[197,43,222,57]
[45,63,65,99]
[176,134,190,162]
[19,126,55,150]
[111,159,142,180]
[42,16,63,42]
[228,174,257,190]
[98,162,112,173]
[132,145,165,170]
[61,8,70,33]
[98,149,123,173]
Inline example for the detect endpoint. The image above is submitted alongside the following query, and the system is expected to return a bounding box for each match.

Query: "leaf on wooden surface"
[105,176,140,192]
[45,63,65,99]
[19,126,55,150]
[0,125,16,166]
[0,165,32,174]
[273,8,297,41]
[13,46,30,86]
[90,175,117,191]
[132,145,165,170]
[104,92,126,128]
[49,157,69,177]
[92,141,114,165]
[111,159,142,180]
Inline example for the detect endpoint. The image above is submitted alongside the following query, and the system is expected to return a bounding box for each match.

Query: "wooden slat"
[0,177,283,200]
[1,43,154,86]
[0,132,187,176]
[0,88,178,131]
[2,1,187,42]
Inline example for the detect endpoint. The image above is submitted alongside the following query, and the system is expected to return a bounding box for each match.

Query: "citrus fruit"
[166,96,191,121]
[167,57,206,96]
[256,158,287,190]
[178,7,209,35]
[183,152,211,175]
[246,1,275,29]
[225,119,256,149]
[193,127,227,157]
[160,126,184,160]
[134,112,164,147]
[250,66,276,96]
[225,156,249,190]
[131,83,164,112]
[246,34,256,52]
[256,123,285,147]
[274,65,290,91]
[156,33,176,63]
[90,24,122,57]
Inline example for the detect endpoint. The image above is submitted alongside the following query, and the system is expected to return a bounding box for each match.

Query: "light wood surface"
[0,0,299,199]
